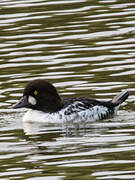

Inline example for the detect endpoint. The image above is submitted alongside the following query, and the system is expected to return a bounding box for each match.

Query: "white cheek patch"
[28,96,37,105]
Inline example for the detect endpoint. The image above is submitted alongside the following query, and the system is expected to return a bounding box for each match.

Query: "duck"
[13,79,129,123]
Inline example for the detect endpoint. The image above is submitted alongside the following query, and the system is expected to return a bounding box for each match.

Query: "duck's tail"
[112,90,130,106]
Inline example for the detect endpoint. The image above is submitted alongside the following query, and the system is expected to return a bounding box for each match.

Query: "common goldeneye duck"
[13,79,129,123]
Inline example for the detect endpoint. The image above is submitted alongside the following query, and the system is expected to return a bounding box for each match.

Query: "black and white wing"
[62,98,114,121]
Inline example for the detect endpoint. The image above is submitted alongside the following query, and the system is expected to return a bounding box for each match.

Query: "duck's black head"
[13,79,63,113]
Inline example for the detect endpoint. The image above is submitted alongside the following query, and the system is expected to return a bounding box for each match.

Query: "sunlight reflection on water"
[0,0,135,179]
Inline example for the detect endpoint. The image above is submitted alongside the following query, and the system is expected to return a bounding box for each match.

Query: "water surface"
[0,0,135,179]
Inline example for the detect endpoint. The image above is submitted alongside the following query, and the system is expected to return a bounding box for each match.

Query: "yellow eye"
[34,90,38,96]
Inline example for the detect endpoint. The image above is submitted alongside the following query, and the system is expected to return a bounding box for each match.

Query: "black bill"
[13,96,29,109]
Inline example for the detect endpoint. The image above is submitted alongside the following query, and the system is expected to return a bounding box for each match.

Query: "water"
[0,0,135,179]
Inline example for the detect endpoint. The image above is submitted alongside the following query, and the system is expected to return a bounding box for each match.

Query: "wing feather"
[62,98,114,121]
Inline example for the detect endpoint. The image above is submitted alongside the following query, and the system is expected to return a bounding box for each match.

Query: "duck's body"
[13,79,129,123]
[23,98,112,123]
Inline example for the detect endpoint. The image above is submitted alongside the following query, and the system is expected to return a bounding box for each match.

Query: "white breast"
[23,109,64,123]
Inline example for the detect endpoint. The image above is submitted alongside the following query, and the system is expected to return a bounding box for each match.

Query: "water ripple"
[0,0,135,179]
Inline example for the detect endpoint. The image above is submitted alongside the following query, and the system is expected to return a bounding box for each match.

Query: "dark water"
[0,0,135,179]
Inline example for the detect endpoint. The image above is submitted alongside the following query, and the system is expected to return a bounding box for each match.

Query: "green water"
[0,0,135,179]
